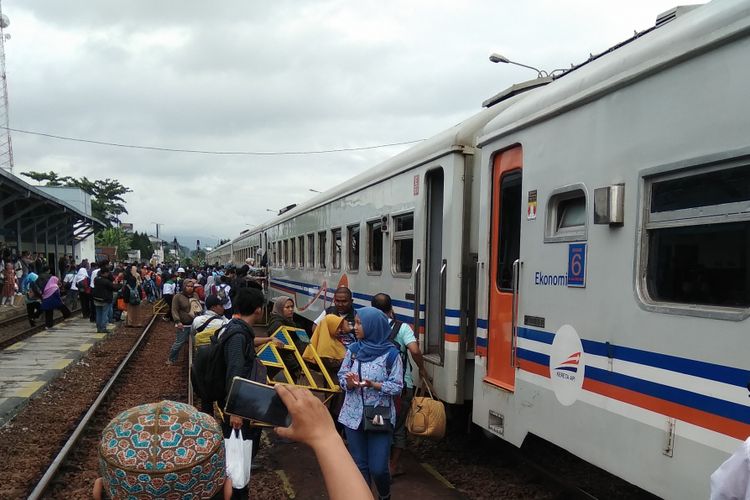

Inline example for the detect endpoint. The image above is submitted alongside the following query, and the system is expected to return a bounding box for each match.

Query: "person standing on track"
[220,287,266,499]
[39,268,71,328]
[370,293,428,477]
[313,287,358,347]
[162,273,176,322]
[166,278,199,365]
[338,307,403,500]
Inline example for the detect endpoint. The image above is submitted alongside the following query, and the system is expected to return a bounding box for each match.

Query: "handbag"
[406,380,446,439]
[359,362,393,432]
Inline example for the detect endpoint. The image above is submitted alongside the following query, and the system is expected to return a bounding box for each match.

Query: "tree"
[20,171,133,227]
[130,231,154,260]
[95,227,132,260]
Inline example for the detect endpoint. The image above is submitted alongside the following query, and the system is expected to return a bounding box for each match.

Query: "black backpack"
[191,324,267,403]
[388,319,411,384]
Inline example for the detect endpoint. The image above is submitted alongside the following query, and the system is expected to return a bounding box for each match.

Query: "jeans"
[345,425,393,499]
[168,326,191,362]
[107,301,114,323]
[95,303,108,333]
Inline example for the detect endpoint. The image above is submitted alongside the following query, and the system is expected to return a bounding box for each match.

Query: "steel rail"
[27,313,159,500]
[0,308,82,350]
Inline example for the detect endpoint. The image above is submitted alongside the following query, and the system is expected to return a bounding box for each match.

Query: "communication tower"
[0,1,13,174]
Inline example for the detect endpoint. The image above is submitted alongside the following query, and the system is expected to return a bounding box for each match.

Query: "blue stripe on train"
[515,347,750,425]
[585,366,750,425]
[270,277,454,316]
[514,326,750,389]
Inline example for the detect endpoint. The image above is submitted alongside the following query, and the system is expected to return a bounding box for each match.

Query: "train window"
[497,172,522,290]
[392,212,414,276]
[642,163,750,315]
[367,219,383,273]
[545,187,587,242]
[307,234,315,267]
[290,238,296,268]
[283,240,289,267]
[332,227,342,270]
[298,236,305,268]
[347,224,360,272]
[318,231,327,269]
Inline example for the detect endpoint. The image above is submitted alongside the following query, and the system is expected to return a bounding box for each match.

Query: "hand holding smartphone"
[344,372,362,389]
[224,377,291,427]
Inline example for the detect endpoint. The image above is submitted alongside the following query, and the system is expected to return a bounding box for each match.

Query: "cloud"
[4,0,692,246]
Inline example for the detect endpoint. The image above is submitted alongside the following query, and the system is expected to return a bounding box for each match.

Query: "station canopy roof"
[0,168,106,246]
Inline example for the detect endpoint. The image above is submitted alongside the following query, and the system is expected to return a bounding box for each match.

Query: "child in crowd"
[2,262,17,306]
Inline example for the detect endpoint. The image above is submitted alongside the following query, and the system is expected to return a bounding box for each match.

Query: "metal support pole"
[15,218,20,253]
[54,231,59,277]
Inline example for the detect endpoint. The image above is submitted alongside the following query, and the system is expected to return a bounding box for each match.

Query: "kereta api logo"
[554,352,581,374]
[549,325,585,406]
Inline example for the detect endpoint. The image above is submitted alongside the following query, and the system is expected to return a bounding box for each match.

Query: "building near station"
[0,168,103,272]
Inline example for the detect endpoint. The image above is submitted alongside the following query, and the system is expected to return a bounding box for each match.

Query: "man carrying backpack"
[166,279,200,365]
[371,292,428,478]
[220,287,266,498]
[216,275,233,319]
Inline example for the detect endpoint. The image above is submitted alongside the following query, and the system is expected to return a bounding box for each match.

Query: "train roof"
[234,90,531,241]
[478,0,749,146]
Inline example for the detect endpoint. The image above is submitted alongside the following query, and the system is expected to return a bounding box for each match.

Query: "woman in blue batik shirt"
[337,306,403,500]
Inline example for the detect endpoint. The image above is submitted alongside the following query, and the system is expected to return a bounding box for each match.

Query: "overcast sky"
[3,0,695,249]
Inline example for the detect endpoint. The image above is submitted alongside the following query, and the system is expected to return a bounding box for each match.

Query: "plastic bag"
[225,428,253,489]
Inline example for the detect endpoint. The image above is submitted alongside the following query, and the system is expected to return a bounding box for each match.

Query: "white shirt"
[163,281,176,295]
[711,437,750,500]
[217,283,232,309]
[63,272,77,290]
[90,268,101,289]
[74,268,89,289]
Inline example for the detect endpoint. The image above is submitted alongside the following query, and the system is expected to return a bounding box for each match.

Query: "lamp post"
[489,53,548,78]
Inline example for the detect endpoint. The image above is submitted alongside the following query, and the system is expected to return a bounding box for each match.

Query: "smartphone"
[224,377,291,427]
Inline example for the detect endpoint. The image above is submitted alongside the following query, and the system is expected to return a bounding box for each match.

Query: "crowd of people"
[3,245,431,499]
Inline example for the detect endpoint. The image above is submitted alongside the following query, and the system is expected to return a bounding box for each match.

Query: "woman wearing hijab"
[265,296,307,380]
[40,269,71,328]
[22,272,42,326]
[303,314,348,372]
[124,265,145,327]
[337,306,403,500]
[266,295,298,334]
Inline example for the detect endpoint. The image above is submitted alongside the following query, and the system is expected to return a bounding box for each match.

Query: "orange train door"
[486,147,523,390]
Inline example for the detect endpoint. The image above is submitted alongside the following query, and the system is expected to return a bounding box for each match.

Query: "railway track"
[26,314,162,499]
[0,308,81,349]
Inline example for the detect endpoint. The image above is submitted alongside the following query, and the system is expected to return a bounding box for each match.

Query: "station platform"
[0,316,105,426]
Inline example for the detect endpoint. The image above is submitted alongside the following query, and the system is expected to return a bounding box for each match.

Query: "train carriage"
[206,1,750,498]
[473,1,750,499]
[257,100,521,404]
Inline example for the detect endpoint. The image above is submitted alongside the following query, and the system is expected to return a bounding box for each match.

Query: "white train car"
[206,2,749,497]
[259,99,523,404]
[231,230,263,265]
[472,2,750,499]
[206,240,233,266]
